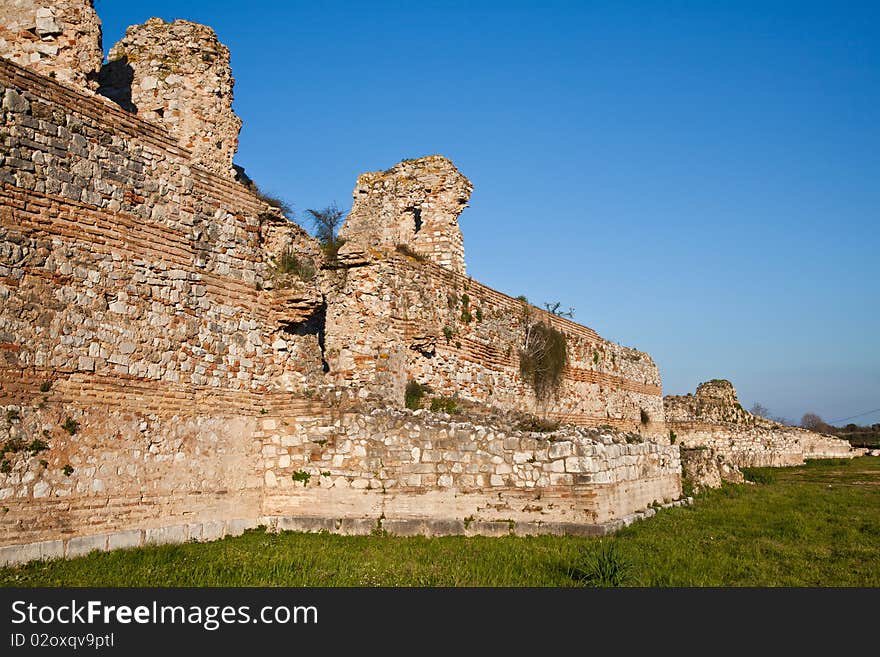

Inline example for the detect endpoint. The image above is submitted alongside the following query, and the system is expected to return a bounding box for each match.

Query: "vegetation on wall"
[275,247,316,281]
[306,203,346,265]
[519,318,568,401]
[405,381,432,410]
[395,243,426,261]
[429,396,459,414]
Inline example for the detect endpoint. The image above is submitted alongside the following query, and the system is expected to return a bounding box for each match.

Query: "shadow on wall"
[97,57,136,113]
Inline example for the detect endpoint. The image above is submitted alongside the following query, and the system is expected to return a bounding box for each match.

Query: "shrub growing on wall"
[405,381,431,409]
[519,321,567,401]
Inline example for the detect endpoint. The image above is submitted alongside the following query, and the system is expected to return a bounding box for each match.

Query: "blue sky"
[95,1,879,425]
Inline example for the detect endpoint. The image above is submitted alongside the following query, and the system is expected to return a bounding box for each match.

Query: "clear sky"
[95,1,879,426]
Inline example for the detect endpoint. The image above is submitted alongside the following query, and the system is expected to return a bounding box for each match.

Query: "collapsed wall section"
[0,0,103,92]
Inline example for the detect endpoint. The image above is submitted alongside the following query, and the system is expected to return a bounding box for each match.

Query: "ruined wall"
[99,18,242,178]
[0,0,102,92]
[323,250,665,435]
[1,18,678,557]
[0,56,319,548]
[666,380,856,467]
[339,156,472,274]
[260,408,681,530]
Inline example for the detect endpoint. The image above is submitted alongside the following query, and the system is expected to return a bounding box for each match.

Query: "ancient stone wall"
[323,250,665,435]
[666,380,856,467]
[0,29,677,558]
[0,56,319,548]
[339,157,472,274]
[0,0,102,92]
[99,18,242,178]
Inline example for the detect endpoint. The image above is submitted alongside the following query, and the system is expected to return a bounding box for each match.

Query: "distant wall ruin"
[665,380,856,468]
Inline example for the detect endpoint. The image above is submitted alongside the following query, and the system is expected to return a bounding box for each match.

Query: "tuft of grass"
[275,248,316,281]
[62,417,79,435]
[568,541,630,587]
[255,188,293,217]
[39,381,52,393]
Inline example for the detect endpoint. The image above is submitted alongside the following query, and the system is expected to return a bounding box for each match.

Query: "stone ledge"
[0,499,694,568]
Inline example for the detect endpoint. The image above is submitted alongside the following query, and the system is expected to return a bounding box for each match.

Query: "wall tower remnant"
[99,18,242,178]
[0,0,103,91]
[339,156,473,274]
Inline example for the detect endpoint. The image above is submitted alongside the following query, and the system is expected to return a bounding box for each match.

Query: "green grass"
[2,458,878,587]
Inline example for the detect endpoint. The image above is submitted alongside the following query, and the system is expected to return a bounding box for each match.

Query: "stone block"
[276,516,336,533]
[338,518,377,535]
[201,520,225,541]
[145,524,188,545]
[225,518,259,537]
[66,534,108,558]
[107,530,143,551]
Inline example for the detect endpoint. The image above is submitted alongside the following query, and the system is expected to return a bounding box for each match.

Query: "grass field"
[2,458,878,587]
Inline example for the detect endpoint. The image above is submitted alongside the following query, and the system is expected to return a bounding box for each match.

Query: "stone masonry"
[1,3,861,566]
[99,18,242,178]
[339,156,473,274]
[0,5,681,563]
[0,0,103,92]
[666,379,857,469]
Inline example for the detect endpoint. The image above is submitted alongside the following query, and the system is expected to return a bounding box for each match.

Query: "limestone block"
[66,533,108,558]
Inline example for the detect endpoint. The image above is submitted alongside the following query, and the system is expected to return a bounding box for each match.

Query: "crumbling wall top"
[664,379,753,424]
[99,17,242,178]
[0,0,103,92]
[339,155,473,274]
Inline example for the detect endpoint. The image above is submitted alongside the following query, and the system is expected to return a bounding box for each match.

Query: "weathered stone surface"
[0,1,103,91]
[145,524,187,545]
[107,530,143,551]
[339,156,473,274]
[99,18,242,178]
[666,379,858,467]
[66,533,108,557]
[0,3,680,561]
